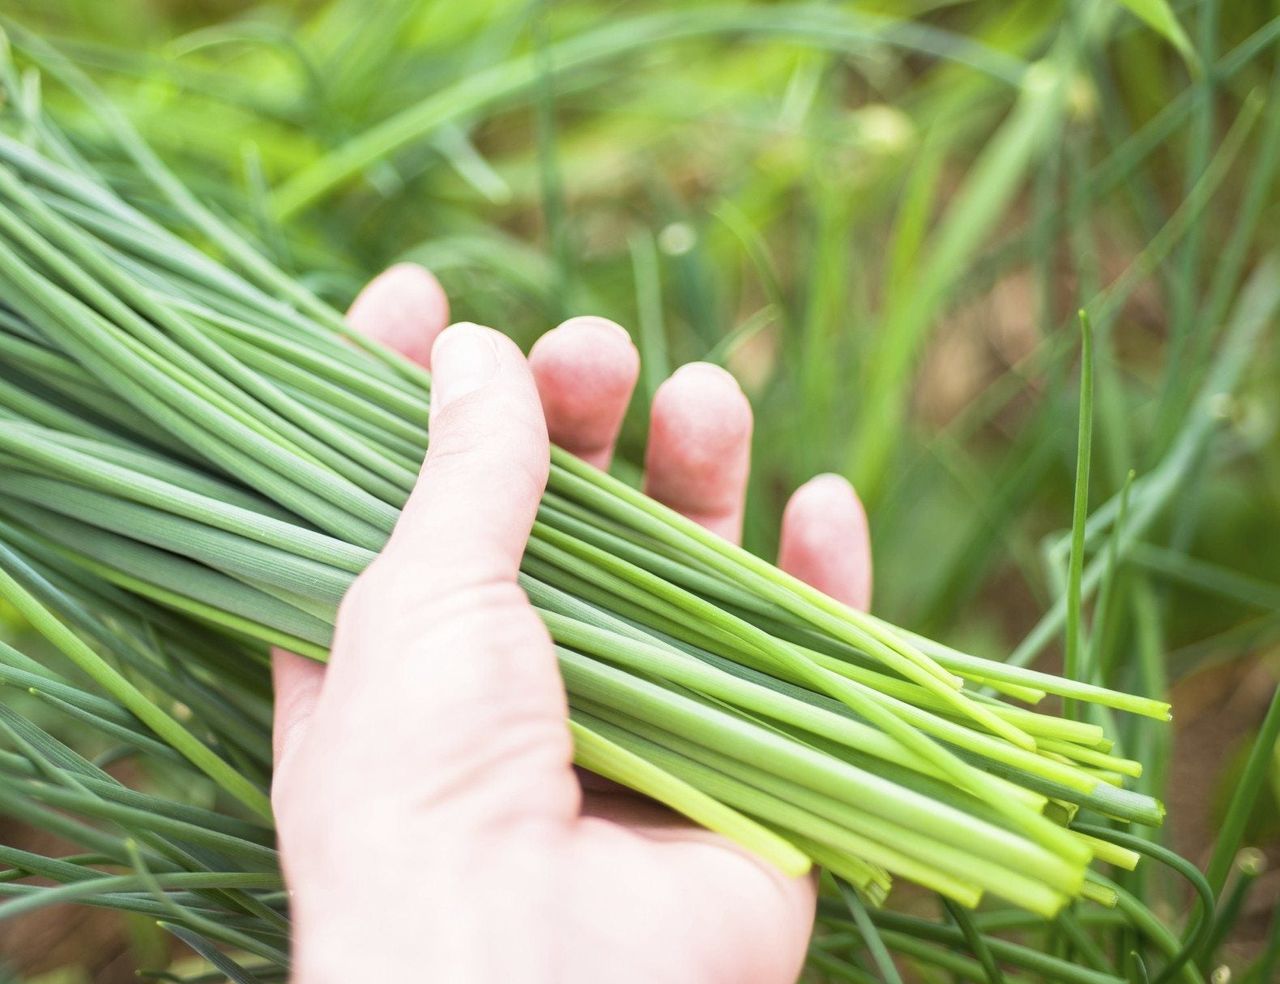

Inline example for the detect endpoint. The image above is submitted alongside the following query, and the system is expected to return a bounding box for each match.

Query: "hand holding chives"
[271,263,873,983]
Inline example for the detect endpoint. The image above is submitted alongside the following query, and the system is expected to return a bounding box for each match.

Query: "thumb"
[392,321,550,590]
[310,323,576,824]
[270,264,448,775]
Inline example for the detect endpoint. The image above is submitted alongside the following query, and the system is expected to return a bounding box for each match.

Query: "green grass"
[0,0,1277,982]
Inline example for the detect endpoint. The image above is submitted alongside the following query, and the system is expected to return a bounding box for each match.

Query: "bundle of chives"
[0,39,1173,917]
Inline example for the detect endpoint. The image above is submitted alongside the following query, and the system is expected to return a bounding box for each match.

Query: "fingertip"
[539,314,632,345]
[644,362,752,542]
[427,322,548,458]
[530,316,639,470]
[663,362,753,426]
[432,320,525,358]
[778,473,872,610]
[790,472,858,504]
[346,263,450,367]
[428,322,501,411]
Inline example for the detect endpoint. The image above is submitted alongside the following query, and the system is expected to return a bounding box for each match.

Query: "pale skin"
[271,263,873,983]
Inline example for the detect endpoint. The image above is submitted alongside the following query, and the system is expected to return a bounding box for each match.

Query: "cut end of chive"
[1080,879,1119,908]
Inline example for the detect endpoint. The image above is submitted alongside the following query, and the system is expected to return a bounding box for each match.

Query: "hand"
[271,264,873,983]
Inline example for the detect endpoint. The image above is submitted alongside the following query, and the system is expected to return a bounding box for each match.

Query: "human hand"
[271,264,873,983]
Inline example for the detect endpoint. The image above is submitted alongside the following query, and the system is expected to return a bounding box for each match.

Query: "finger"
[643,362,752,543]
[529,316,639,470]
[315,324,573,821]
[778,473,872,610]
[270,646,325,776]
[410,322,549,586]
[345,262,450,368]
[342,322,550,655]
[324,328,549,689]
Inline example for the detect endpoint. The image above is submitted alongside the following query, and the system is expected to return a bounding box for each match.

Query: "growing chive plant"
[0,27,1212,982]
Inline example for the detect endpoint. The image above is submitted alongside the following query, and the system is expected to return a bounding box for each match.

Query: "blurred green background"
[1,0,1278,980]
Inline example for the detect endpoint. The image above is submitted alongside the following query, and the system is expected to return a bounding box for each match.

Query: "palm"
[576,797,817,981]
